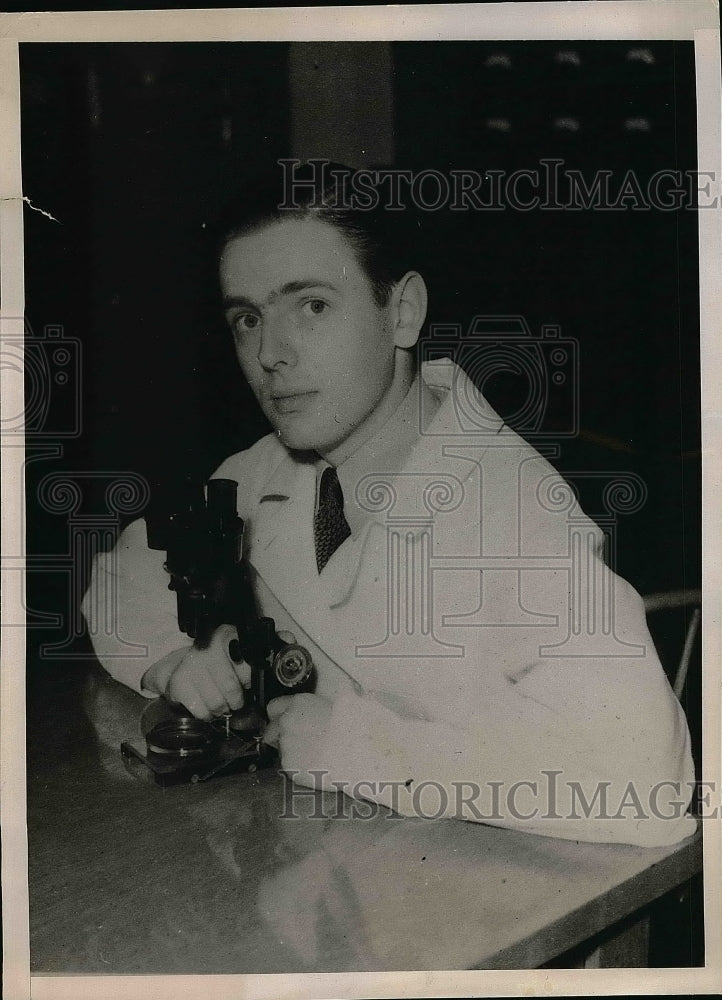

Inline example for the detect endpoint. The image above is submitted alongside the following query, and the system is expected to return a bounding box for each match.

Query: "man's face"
[219,216,405,463]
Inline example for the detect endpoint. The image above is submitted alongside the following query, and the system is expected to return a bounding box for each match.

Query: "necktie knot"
[314,466,351,572]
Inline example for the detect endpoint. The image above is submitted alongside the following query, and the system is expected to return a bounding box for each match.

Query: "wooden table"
[27,662,702,974]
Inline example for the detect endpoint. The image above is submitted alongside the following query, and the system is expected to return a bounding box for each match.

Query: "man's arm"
[81,517,191,696]
[81,437,278,707]
[276,555,696,847]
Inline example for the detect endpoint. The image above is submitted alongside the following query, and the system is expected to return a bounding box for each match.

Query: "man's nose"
[257,316,297,370]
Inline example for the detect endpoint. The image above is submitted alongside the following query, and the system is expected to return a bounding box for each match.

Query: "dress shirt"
[327,375,442,537]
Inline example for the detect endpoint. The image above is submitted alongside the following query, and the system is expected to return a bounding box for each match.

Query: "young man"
[83,162,695,846]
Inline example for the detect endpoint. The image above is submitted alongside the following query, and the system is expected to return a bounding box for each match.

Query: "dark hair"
[212,160,419,307]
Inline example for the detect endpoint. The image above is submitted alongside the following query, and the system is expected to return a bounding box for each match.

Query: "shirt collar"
[329,374,442,536]
[260,358,504,524]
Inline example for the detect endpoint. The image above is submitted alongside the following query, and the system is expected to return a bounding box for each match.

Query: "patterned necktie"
[314,466,351,572]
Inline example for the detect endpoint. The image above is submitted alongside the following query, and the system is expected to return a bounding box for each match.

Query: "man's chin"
[273,423,344,458]
[273,424,324,454]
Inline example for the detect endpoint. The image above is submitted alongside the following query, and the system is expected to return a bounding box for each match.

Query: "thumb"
[209,623,239,656]
[266,695,294,720]
[209,624,251,687]
[263,718,280,747]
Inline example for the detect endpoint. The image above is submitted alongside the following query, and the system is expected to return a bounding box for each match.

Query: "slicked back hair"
[212,160,420,308]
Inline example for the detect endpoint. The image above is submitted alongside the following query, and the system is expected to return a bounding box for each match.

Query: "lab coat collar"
[246,360,505,619]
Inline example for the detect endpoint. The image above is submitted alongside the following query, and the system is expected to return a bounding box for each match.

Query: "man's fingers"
[266,695,294,720]
[171,667,230,719]
[276,630,297,645]
[211,623,240,649]
[215,682,244,712]
[263,718,280,747]
[163,627,250,720]
[210,623,251,690]
[168,679,213,721]
[230,658,252,688]
[204,659,245,710]
[199,666,236,715]
[195,641,246,711]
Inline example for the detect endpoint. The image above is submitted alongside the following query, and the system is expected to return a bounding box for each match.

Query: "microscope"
[121,476,315,785]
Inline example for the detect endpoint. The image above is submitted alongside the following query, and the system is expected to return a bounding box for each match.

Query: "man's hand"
[141,624,251,720]
[264,693,334,783]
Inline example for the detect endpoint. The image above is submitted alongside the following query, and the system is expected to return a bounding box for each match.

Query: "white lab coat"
[83,360,696,846]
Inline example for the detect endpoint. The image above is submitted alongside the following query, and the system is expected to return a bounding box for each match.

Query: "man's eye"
[303,299,328,317]
[233,313,259,334]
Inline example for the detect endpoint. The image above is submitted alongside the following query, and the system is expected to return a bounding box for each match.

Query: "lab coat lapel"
[244,456,369,689]
[318,361,502,608]
[245,455,320,625]
[245,363,505,674]
[244,453,366,641]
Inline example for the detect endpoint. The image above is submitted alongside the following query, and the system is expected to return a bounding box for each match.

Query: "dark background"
[20,40,703,965]
[20,40,701,581]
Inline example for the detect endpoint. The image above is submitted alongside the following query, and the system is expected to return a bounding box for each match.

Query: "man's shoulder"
[421,374,603,549]
[212,434,289,512]
[213,432,286,475]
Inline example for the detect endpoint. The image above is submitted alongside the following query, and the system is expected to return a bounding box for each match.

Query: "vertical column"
[41,517,119,657]
[358,520,463,658]
[539,474,648,658]
[442,442,558,628]
[354,473,463,659]
[35,472,150,658]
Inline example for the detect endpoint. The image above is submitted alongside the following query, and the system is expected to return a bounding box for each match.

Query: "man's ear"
[391,271,428,350]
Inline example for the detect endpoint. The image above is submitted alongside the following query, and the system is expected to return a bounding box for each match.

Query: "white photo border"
[1,4,720,999]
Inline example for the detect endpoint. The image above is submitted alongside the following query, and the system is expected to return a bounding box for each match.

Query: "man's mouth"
[269,390,318,414]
